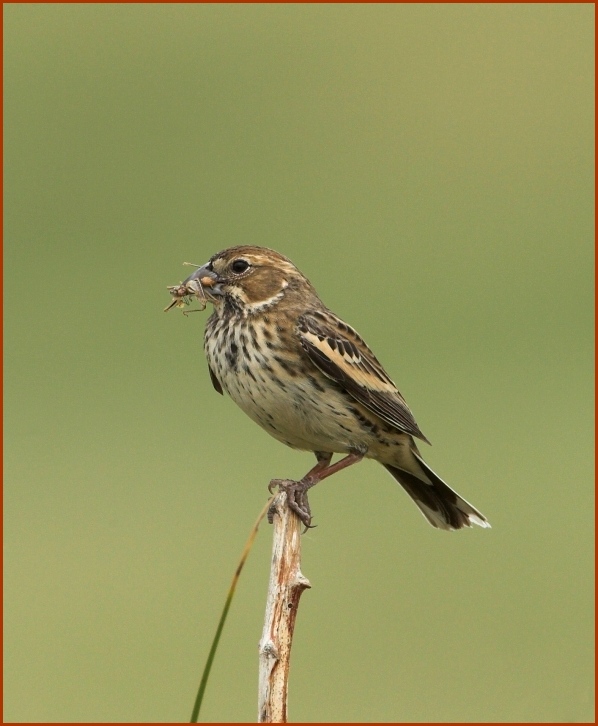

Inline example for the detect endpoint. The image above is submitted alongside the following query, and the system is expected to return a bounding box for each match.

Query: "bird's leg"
[285,451,332,523]
[302,451,333,480]
[269,451,364,528]
[268,452,331,524]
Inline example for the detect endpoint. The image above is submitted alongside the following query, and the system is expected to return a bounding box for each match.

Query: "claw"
[267,478,315,530]
[267,500,277,525]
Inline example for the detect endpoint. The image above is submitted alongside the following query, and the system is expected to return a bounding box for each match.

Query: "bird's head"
[179,246,318,313]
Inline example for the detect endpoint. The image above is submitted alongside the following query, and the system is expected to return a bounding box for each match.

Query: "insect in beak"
[164,263,212,314]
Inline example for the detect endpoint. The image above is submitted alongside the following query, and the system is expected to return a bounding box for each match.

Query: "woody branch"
[258,491,311,723]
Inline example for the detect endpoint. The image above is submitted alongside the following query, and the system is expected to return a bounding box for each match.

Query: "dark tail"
[384,450,490,531]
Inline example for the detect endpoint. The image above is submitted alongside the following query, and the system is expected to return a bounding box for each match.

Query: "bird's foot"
[268,478,316,530]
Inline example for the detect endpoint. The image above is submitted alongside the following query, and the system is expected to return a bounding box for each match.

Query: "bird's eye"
[231,259,249,274]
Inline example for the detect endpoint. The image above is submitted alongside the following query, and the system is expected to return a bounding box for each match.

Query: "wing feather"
[208,364,224,395]
[298,311,430,443]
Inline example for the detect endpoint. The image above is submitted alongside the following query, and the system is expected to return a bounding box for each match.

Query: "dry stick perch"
[258,491,311,723]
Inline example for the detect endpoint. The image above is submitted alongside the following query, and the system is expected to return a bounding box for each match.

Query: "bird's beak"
[182,264,225,297]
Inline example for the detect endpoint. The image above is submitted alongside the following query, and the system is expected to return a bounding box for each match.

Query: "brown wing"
[208,364,224,395]
[297,310,430,443]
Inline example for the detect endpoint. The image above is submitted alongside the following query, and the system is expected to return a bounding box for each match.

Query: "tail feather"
[384,452,490,531]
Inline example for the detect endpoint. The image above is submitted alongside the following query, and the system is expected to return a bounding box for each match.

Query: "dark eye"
[231,259,249,274]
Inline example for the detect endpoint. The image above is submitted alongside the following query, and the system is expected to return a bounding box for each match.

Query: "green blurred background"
[4,4,594,723]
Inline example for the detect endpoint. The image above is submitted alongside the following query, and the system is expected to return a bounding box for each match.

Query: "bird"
[172,245,489,531]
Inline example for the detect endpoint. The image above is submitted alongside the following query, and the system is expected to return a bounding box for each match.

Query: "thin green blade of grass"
[190,496,275,723]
